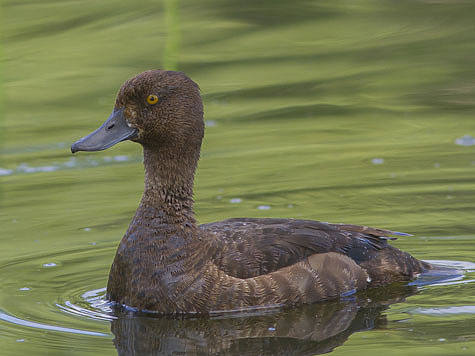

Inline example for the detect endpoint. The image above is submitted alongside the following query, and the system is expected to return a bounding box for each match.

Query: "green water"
[1,0,475,355]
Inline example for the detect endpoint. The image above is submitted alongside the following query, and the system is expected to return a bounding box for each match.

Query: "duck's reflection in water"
[111,284,417,356]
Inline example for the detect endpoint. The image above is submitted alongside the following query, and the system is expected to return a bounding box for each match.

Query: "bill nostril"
[107,123,115,130]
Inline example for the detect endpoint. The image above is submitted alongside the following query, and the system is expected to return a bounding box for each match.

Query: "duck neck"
[133,145,198,228]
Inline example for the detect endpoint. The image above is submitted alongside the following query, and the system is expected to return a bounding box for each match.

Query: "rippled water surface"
[2,0,475,355]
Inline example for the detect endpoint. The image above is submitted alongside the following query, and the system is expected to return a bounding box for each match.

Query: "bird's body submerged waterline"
[71,70,430,314]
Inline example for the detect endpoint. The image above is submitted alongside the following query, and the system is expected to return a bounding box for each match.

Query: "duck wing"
[200,217,403,279]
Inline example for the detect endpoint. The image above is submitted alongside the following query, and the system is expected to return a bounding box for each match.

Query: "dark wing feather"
[200,218,397,279]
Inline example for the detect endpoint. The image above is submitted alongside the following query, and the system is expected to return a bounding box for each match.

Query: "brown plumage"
[71,70,430,314]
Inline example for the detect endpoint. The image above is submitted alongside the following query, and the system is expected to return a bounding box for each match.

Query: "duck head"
[71,70,204,154]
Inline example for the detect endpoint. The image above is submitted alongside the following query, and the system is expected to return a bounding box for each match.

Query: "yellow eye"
[146,94,159,105]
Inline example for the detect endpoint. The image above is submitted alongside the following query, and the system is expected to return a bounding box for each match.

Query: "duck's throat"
[134,146,198,226]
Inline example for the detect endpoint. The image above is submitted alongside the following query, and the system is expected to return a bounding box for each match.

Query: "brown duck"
[71,70,430,314]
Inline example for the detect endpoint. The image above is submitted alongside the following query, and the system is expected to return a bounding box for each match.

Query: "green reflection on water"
[163,0,180,70]
[1,0,475,355]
